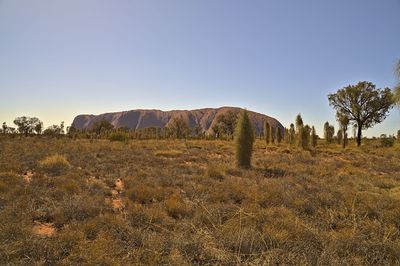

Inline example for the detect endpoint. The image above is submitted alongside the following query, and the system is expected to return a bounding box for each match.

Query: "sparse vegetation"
[0,135,400,264]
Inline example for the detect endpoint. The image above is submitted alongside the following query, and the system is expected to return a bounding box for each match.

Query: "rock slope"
[71,107,283,135]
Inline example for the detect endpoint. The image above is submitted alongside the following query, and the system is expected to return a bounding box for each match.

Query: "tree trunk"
[357,125,362,146]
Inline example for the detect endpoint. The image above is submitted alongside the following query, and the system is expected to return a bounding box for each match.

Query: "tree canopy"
[13,116,43,136]
[328,81,393,146]
[394,59,400,106]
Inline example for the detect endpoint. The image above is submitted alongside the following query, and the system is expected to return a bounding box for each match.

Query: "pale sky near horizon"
[0,0,399,137]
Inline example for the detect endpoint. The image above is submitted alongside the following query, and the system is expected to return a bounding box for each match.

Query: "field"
[0,137,400,265]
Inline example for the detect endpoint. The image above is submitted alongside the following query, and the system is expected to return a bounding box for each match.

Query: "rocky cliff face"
[71,107,284,135]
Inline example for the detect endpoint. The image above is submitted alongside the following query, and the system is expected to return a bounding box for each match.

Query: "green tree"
[328,81,394,146]
[275,128,283,144]
[337,129,343,145]
[323,122,335,144]
[13,116,42,137]
[234,110,255,169]
[311,126,317,147]
[34,120,43,134]
[167,117,190,139]
[295,114,303,134]
[212,111,238,139]
[302,124,311,149]
[270,126,276,144]
[289,123,296,145]
[91,118,114,136]
[295,114,304,147]
[43,124,63,137]
[397,129,400,143]
[192,123,203,138]
[264,120,271,145]
[338,115,350,149]
[2,122,7,135]
[394,59,400,106]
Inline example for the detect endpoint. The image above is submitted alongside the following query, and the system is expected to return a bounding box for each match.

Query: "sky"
[0,0,399,137]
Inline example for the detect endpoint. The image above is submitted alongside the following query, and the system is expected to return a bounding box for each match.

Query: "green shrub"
[38,154,70,175]
[380,135,395,147]
[234,110,254,168]
[109,131,130,142]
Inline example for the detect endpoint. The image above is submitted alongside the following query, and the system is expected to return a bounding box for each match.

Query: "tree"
[295,114,304,147]
[43,125,63,137]
[328,81,394,146]
[264,120,271,145]
[338,115,349,149]
[337,129,343,145]
[13,116,43,136]
[311,126,317,147]
[2,122,7,135]
[275,127,283,144]
[295,114,303,134]
[91,118,114,136]
[394,59,400,106]
[289,123,296,145]
[212,111,238,139]
[270,127,276,144]
[397,130,400,143]
[167,117,190,139]
[60,121,65,135]
[301,125,311,149]
[34,120,43,134]
[192,123,203,138]
[234,110,255,169]
[324,122,334,144]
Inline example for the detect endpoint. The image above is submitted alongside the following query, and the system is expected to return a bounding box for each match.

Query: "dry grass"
[0,137,399,264]
[38,154,70,175]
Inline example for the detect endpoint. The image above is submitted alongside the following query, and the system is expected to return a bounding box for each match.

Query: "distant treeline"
[2,78,400,148]
[2,113,399,148]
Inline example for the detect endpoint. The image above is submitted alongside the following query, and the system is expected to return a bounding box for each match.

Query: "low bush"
[165,196,191,219]
[109,131,130,142]
[38,154,70,175]
[380,136,395,147]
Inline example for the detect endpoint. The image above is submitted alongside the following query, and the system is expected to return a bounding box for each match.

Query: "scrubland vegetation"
[1,136,400,265]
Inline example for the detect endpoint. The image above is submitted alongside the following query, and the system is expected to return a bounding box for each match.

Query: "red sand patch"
[33,222,56,237]
[22,171,34,183]
[114,178,124,192]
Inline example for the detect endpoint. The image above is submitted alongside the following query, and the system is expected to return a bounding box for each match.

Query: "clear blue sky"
[0,0,399,136]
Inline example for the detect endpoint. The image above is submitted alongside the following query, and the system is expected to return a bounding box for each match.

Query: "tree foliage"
[311,126,317,147]
[234,110,255,169]
[295,114,304,147]
[212,111,238,139]
[13,116,43,136]
[328,81,394,146]
[91,118,114,136]
[394,59,400,106]
[289,123,296,145]
[264,121,271,145]
[323,122,334,144]
[167,117,190,139]
[338,115,350,149]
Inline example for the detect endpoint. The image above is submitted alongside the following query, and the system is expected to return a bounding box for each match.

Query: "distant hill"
[71,107,284,135]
